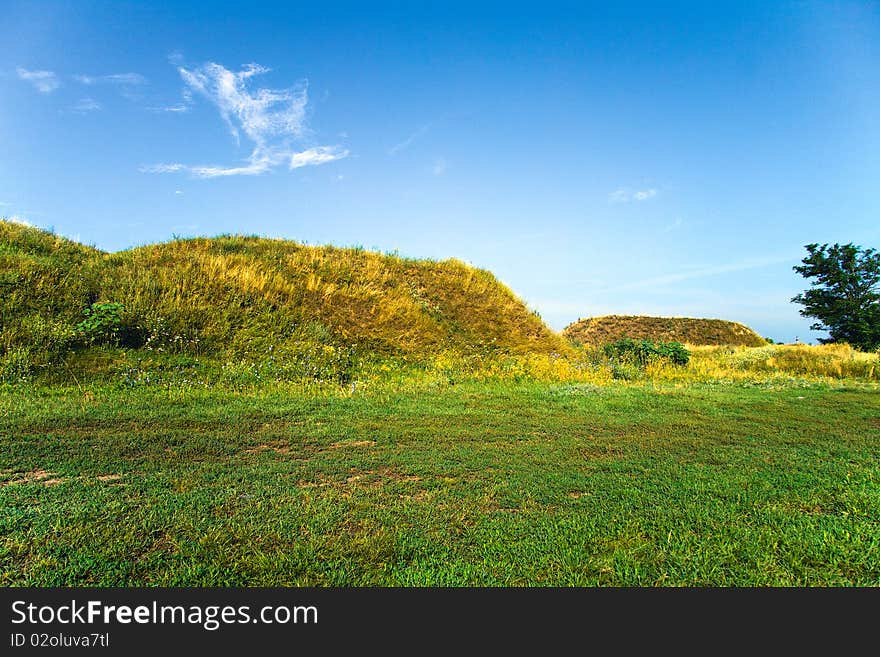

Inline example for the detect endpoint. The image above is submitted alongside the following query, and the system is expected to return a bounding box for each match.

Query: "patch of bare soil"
[1,469,66,487]
[244,443,292,455]
[298,467,421,492]
[330,440,376,449]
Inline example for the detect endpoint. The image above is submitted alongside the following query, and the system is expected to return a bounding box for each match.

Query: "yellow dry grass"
[564,315,767,347]
[2,222,566,358]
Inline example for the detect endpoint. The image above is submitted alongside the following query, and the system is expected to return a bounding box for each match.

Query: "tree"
[792,243,880,351]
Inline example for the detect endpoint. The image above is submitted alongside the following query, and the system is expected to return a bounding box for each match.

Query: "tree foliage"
[792,243,880,351]
[602,337,690,366]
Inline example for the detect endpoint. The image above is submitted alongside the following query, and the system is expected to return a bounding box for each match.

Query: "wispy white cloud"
[69,97,101,113]
[141,145,348,179]
[178,62,306,146]
[432,157,448,176]
[139,163,186,174]
[150,103,190,113]
[389,124,431,155]
[290,146,348,169]
[142,61,347,178]
[17,67,60,93]
[609,187,658,203]
[73,72,146,85]
[186,160,270,178]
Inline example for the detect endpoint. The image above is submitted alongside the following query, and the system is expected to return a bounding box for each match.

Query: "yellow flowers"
[682,343,880,382]
[358,343,879,390]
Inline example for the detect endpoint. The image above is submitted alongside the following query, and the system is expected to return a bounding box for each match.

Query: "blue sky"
[2,1,878,341]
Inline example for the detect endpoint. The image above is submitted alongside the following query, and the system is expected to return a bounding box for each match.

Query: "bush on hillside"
[603,338,690,367]
[75,302,146,348]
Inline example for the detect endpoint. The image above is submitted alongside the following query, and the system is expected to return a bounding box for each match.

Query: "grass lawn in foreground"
[1,381,878,586]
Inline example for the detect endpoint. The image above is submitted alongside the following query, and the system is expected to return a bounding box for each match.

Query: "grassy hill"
[563,314,767,347]
[0,221,565,367]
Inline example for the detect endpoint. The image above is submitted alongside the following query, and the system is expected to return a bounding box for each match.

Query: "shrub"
[603,338,690,367]
[654,341,691,366]
[75,302,146,348]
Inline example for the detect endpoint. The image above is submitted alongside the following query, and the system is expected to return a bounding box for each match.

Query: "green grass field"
[2,379,878,586]
[2,224,879,586]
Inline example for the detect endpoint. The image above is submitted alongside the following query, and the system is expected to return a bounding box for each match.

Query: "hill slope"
[1,221,565,358]
[563,315,767,347]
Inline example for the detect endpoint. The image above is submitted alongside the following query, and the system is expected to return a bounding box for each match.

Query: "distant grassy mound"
[1,221,565,365]
[563,315,767,347]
